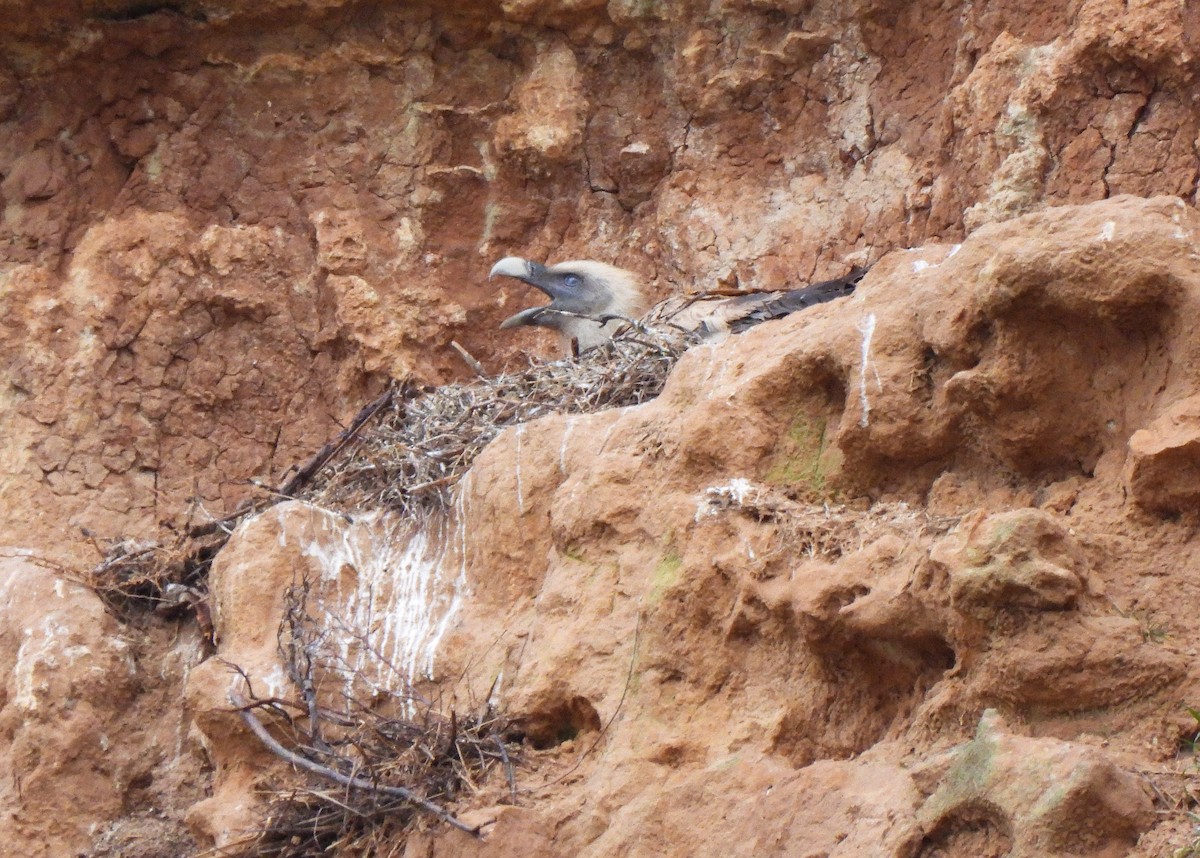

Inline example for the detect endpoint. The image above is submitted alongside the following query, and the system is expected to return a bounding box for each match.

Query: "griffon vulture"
[491,256,863,355]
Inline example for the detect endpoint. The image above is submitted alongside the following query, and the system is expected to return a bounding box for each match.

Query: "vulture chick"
[492,257,649,353]
[492,256,864,354]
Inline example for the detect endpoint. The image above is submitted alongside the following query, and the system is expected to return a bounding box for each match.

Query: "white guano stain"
[279,499,471,710]
[911,244,961,272]
[12,616,97,712]
[695,477,756,521]
[559,418,575,474]
[857,313,879,428]
[515,424,526,515]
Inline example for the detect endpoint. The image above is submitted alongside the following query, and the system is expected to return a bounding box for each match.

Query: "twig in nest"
[494,731,517,804]
[450,340,487,379]
[229,690,481,837]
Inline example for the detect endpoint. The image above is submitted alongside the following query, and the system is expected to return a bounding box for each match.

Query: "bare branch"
[229,689,481,837]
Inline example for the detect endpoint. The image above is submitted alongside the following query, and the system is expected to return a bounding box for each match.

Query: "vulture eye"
[563,273,583,289]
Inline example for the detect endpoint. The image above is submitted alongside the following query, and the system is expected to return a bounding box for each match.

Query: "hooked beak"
[493,257,560,329]
[490,257,556,296]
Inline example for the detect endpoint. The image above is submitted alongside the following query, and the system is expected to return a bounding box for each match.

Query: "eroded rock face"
[0,558,134,855]
[424,195,1196,856]
[934,508,1087,611]
[915,711,1155,858]
[5,0,1200,561]
[7,0,1200,854]
[1125,394,1200,514]
[0,556,206,857]
[177,195,1200,855]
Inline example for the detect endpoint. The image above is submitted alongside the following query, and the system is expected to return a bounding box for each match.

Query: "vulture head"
[491,257,648,353]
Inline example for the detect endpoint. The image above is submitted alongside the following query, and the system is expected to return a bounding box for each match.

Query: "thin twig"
[450,340,487,379]
[494,730,517,804]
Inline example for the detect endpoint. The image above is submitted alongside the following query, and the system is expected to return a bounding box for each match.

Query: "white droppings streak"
[12,616,88,712]
[344,521,442,694]
[857,313,878,428]
[713,358,736,400]
[559,418,575,474]
[515,424,526,515]
[723,477,753,503]
[419,477,472,676]
[280,504,471,711]
[1099,221,1115,242]
[911,244,961,272]
[697,345,735,400]
[175,653,196,758]
[457,473,472,579]
[12,630,41,711]
[261,665,288,699]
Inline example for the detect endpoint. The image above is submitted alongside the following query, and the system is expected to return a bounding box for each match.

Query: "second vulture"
[491,256,864,355]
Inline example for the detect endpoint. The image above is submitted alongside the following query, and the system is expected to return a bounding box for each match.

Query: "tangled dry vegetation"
[223,580,517,857]
[64,534,215,635]
[698,479,959,560]
[305,321,688,516]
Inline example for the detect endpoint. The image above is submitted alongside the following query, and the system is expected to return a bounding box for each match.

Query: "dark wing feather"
[726,267,866,334]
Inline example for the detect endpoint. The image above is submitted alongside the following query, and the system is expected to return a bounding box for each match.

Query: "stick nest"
[303,322,688,517]
[242,704,511,857]
[71,536,214,625]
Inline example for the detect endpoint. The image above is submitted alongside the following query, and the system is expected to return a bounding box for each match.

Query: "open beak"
[492,257,558,328]
[491,256,533,281]
[499,306,551,329]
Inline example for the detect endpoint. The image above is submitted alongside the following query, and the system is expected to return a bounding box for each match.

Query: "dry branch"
[450,340,487,379]
[229,690,480,837]
[226,578,518,856]
[188,384,408,539]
